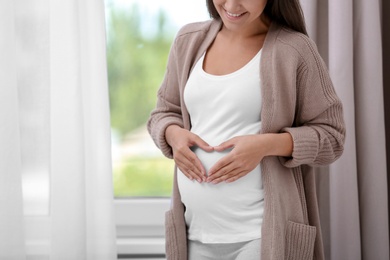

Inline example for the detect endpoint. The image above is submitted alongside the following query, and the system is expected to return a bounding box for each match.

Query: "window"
[106,0,209,197]
[105,0,209,258]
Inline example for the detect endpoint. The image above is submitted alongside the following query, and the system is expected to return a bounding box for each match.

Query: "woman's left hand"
[207,135,266,184]
[207,133,293,184]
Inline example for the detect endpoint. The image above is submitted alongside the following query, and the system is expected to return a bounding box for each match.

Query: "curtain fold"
[384,0,390,248]
[0,0,117,259]
[352,1,388,259]
[0,0,26,258]
[50,0,88,256]
[301,0,389,259]
[50,0,116,258]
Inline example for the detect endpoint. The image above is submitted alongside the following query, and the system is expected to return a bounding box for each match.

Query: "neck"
[220,14,271,40]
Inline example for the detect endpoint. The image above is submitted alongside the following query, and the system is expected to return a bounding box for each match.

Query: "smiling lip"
[224,9,246,19]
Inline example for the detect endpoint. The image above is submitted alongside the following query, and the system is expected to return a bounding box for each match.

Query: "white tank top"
[178,49,264,243]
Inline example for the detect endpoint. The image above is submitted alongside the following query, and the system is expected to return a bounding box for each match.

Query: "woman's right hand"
[165,125,213,183]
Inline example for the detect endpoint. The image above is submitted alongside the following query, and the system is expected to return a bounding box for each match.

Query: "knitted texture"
[285,221,317,260]
[148,19,345,260]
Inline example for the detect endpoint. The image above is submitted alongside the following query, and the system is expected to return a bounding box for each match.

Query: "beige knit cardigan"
[148,19,345,260]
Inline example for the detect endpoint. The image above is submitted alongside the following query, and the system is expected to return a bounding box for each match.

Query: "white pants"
[188,238,261,260]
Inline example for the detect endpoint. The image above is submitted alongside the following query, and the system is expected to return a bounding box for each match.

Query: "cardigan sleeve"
[147,38,184,159]
[280,37,346,168]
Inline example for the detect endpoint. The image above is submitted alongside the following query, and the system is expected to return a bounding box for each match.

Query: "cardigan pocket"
[165,209,179,260]
[285,221,317,260]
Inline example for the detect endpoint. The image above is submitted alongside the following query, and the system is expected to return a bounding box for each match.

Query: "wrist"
[264,133,293,157]
[165,124,182,147]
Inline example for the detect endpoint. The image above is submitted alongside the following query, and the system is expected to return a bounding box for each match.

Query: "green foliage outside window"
[107,5,173,137]
[113,157,174,197]
[106,4,175,197]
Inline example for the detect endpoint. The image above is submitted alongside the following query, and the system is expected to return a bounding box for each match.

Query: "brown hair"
[206,0,308,36]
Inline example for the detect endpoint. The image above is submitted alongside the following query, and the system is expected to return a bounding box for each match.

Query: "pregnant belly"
[192,146,231,176]
[177,146,263,215]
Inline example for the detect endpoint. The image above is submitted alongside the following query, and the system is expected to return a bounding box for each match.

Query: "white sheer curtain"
[301,0,389,259]
[0,0,117,259]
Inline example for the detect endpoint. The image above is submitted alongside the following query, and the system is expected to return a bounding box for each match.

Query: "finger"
[207,161,237,183]
[208,153,234,177]
[185,167,204,182]
[225,170,248,183]
[191,156,207,181]
[213,138,235,152]
[210,168,245,184]
[175,149,206,182]
[175,160,197,181]
[184,147,207,178]
[191,135,214,152]
[177,166,195,181]
[178,160,206,183]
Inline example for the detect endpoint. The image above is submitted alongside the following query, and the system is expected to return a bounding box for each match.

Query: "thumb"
[192,135,214,152]
[214,138,235,152]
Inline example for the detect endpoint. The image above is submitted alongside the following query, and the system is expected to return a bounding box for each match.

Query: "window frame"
[115,198,170,257]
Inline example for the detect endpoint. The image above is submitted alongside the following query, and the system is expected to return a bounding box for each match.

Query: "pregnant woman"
[147,0,345,259]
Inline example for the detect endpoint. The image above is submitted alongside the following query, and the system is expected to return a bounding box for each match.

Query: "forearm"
[165,124,183,148]
[147,115,183,159]
[262,133,293,158]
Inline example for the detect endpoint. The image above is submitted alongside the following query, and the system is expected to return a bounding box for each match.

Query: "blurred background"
[105,0,209,197]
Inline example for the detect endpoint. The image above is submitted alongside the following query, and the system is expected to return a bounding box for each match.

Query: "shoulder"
[170,19,221,58]
[176,20,214,36]
[270,24,322,64]
[173,19,221,44]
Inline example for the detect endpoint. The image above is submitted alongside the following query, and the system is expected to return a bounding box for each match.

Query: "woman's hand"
[207,133,293,184]
[165,125,213,182]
